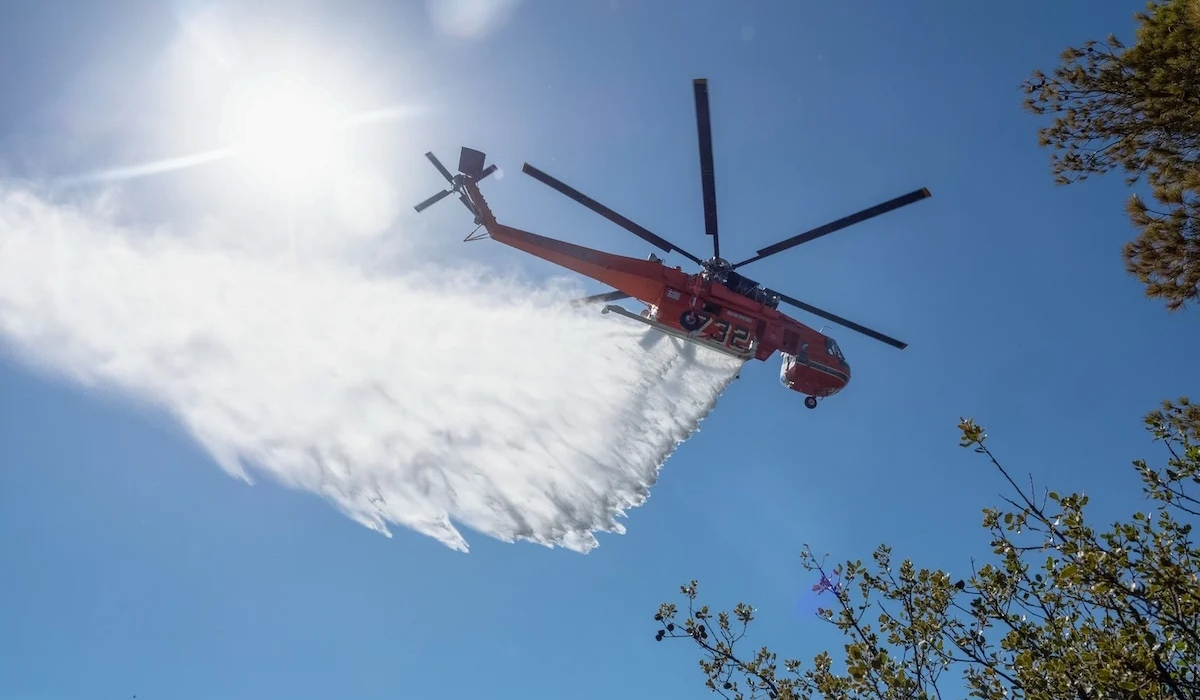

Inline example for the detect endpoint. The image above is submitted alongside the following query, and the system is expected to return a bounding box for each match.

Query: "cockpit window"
[826,337,844,361]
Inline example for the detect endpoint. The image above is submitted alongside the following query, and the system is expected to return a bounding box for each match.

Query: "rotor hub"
[701,256,732,281]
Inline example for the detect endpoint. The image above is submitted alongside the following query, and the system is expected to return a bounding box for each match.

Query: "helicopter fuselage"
[469,180,852,400]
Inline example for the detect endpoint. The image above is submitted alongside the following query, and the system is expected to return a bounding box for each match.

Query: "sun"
[220,71,349,196]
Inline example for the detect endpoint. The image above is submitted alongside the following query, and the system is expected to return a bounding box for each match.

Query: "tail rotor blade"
[425,152,454,183]
[458,192,478,216]
[414,189,452,212]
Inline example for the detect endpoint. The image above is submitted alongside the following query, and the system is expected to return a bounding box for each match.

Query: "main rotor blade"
[425,152,454,183]
[693,78,720,259]
[569,290,631,307]
[521,163,705,266]
[732,187,932,269]
[414,188,451,212]
[773,290,908,349]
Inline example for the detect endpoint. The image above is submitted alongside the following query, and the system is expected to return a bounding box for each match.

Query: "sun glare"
[220,71,348,196]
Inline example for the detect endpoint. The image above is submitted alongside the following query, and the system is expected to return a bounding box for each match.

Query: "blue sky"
[2,1,1198,699]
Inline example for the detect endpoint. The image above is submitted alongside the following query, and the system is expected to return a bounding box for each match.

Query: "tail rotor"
[413,147,498,216]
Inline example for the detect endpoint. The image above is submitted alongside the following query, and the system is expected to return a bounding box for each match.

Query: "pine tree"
[1023,0,1200,311]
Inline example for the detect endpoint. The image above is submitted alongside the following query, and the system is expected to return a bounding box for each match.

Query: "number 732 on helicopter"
[412,79,932,409]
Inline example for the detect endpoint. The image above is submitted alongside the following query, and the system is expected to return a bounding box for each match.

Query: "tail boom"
[464,178,671,305]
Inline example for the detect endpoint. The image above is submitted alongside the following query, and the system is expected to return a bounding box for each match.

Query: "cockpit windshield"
[826,337,845,362]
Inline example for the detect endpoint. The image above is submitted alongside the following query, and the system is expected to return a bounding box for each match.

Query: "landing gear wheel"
[804,396,818,409]
[679,310,703,332]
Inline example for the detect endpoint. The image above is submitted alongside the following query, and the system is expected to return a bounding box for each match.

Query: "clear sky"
[2,1,1198,699]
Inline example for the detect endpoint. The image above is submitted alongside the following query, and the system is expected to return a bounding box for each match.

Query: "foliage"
[1021,0,1200,311]
[653,400,1200,700]
[1125,172,1200,312]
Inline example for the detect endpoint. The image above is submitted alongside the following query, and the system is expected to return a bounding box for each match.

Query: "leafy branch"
[654,402,1200,700]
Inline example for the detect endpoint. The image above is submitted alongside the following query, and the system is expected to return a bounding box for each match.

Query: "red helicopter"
[412,78,931,409]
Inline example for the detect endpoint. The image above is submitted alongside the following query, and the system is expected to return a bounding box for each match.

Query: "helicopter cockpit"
[826,337,848,367]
